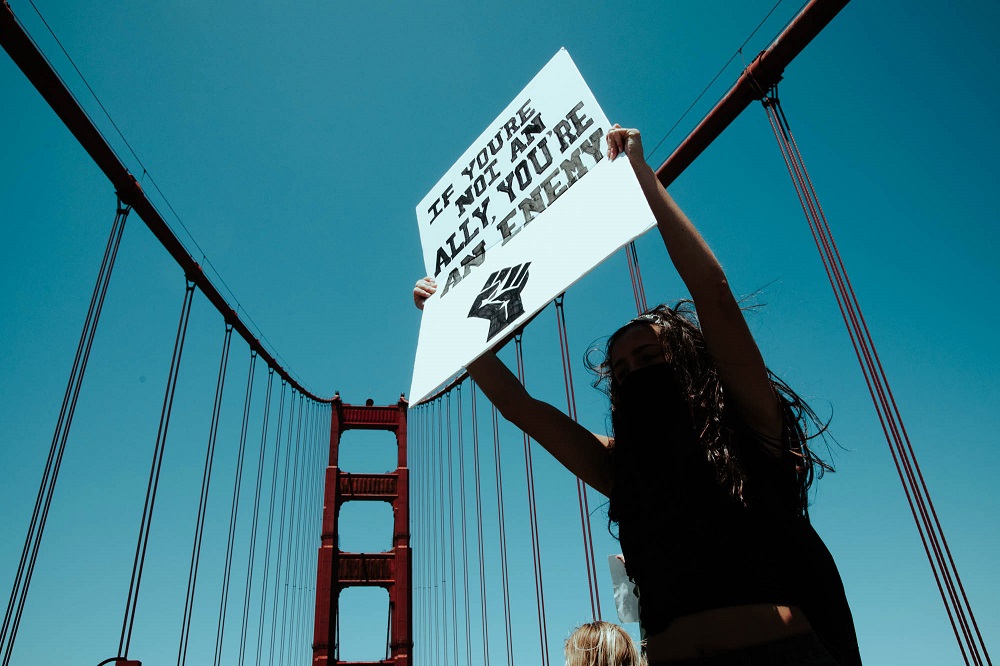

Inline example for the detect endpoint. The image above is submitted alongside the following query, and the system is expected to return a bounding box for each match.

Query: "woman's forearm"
[630,158,730,301]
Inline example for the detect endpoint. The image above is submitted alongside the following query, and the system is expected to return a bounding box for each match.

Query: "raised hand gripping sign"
[410,49,656,404]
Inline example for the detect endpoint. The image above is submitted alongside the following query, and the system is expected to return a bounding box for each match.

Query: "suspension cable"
[268,391,300,665]
[491,402,515,666]
[411,407,422,664]
[277,394,307,666]
[1,198,130,666]
[118,278,197,658]
[308,405,328,662]
[456,386,474,666]
[254,381,287,666]
[177,323,235,666]
[514,335,551,666]
[237,369,275,666]
[295,403,317,664]
[421,404,437,663]
[445,392,460,666]
[554,295,602,620]
[762,88,991,666]
[624,242,649,314]
[427,403,437,666]
[469,384,491,666]
[289,402,316,663]
[211,350,258,665]
[436,400,450,666]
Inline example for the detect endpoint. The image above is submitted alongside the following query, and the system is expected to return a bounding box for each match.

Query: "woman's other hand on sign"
[606,124,645,164]
[414,276,437,310]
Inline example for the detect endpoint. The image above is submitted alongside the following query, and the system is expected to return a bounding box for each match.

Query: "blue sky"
[2,1,998,664]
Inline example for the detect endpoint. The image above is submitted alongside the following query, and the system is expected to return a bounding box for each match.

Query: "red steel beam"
[0,2,329,402]
[656,0,850,186]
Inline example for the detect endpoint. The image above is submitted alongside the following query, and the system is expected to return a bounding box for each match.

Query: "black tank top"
[608,364,862,666]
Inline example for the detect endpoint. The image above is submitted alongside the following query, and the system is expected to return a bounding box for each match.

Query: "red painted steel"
[655,0,850,187]
[314,396,411,666]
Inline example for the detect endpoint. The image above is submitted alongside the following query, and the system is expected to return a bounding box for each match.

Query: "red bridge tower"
[313,394,412,666]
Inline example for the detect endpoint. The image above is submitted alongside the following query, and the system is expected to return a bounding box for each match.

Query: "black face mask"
[609,363,701,523]
[609,363,724,524]
[613,363,692,447]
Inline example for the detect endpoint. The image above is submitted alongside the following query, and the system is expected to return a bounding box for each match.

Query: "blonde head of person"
[564,621,645,666]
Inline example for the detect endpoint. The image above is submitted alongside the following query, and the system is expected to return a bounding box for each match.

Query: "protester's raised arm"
[413,277,613,494]
[607,126,783,443]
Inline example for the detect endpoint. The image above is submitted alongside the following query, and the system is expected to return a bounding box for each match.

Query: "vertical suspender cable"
[514,335,550,666]
[469,384,491,666]
[411,407,421,664]
[268,392,299,665]
[437,401,450,666]
[413,406,423,665]
[312,404,323,661]
[277,394,306,666]
[310,405,328,662]
[386,593,393,661]
[238,369,275,666]
[177,323,235,666]
[430,402,440,666]
[212,350,258,666]
[291,402,316,662]
[446,393,460,666]
[425,404,435,666]
[762,89,991,666]
[426,404,434,665]
[456,386,474,666]
[491,403,514,666]
[1,199,129,666]
[119,278,197,659]
[419,406,430,665]
[255,381,287,666]
[283,401,306,666]
[298,403,317,664]
[554,295,602,620]
[625,242,649,314]
[289,402,311,663]
[300,404,318,664]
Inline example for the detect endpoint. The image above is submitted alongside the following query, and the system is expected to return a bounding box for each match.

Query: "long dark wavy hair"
[586,301,832,518]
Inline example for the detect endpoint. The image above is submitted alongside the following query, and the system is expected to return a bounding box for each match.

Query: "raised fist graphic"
[467,263,531,342]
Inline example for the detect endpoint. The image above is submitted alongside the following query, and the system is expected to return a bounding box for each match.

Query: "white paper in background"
[409,48,656,404]
[608,555,641,624]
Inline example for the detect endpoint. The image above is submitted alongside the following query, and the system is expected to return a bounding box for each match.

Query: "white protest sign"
[410,48,656,404]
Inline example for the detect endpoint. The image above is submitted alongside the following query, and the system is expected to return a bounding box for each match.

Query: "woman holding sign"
[414,125,860,666]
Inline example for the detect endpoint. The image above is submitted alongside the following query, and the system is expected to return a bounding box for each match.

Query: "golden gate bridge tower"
[313,395,412,666]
